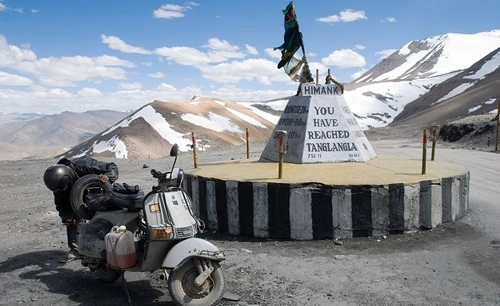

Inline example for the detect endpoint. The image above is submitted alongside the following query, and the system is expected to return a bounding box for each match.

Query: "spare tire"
[70,174,111,220]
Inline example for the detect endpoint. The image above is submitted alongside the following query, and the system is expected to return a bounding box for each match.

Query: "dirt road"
[1,141,500,305]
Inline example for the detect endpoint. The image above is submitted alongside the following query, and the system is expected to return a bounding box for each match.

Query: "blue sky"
[1,0,499,114]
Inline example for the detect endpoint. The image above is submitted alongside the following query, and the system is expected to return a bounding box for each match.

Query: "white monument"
[259,83,377,163]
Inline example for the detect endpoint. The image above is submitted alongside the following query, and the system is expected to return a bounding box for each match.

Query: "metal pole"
[316,69,319,84]
[191,132,198,168]
[431,127,437,161]
[246,128,250,159]
[278,134,284,179]
[496,99,500,152]
[422,129,427,174]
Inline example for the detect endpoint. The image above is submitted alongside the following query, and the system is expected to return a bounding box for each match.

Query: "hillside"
[0,110,129,160]
[344,30,500,129]
[390,47,500,126]
[59,97,279,159]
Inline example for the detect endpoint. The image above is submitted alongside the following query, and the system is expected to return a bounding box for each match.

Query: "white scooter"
[69,144,226,306]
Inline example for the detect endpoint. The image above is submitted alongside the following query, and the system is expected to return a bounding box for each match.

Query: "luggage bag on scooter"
[85,183,144,211]
[108,183,144,211]
[78,218,114,258]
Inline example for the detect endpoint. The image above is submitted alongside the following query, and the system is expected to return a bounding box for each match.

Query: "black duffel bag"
[86,191,115,211]
[108,183,144,211]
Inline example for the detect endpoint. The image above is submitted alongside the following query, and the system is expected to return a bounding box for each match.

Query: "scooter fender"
[162,238,225,269]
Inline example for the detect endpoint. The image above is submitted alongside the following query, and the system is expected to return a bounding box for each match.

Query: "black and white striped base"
[183,172,469,240]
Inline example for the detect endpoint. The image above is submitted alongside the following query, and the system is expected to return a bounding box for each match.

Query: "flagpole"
[291,3,313,83]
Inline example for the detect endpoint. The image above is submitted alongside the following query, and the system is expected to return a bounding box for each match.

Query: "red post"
[277,131,287,179]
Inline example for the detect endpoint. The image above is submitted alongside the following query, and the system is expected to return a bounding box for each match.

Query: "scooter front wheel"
[168,258,225,306]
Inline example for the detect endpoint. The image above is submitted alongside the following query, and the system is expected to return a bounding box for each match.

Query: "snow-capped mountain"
[60,97,280,159]
[343,30,500,129]
[391,46,500,126]
[1,30,499,160]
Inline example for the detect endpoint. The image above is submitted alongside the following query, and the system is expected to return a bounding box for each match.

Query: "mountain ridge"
[0,29,499,160]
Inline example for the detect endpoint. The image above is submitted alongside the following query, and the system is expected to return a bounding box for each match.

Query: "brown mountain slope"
[59,97,277,159]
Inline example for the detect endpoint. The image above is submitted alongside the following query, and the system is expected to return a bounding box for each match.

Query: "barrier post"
[246,128,250,159]
[191,132,198,169]
[276,130,288,179]
[422,129,427,174]
[431,126,437,161]
[496,99,499,152]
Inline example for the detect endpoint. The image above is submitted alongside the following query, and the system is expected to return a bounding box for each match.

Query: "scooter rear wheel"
[97,265,123,283]
[168,258,225,306]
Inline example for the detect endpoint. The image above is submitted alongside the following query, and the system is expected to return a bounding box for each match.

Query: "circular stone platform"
[181,156,469,240]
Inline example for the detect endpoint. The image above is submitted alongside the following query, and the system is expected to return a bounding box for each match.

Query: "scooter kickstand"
[121,273,133,305]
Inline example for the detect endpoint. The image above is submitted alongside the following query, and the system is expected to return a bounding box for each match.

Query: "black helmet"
[43,165,79,192]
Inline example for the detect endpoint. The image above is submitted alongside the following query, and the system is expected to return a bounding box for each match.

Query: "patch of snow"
[92,135,128,158]
[239,103,280,125]
[435,82,475,104]
[464,51,500,80]
[103,105,191,150]
[374,49,430,81]
[343,75,450,128]
[181,112,242,133]
[398,42,412,56]
[428,32,500,76]
[468,105,482,113]
[225,107,267,128]
[140,106,192,150]
[485,98,497,105]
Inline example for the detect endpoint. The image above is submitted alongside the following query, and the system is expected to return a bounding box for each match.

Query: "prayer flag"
[275,2,302,69]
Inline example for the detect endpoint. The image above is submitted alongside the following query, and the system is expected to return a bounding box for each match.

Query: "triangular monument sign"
[259,83,377,163]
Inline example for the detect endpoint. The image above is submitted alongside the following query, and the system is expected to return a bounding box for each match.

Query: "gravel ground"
[1,128,500,305]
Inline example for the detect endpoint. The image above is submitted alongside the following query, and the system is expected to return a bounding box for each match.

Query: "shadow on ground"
[0,250,173,305]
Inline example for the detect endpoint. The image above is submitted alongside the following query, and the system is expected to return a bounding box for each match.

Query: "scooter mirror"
[170,144,179,157]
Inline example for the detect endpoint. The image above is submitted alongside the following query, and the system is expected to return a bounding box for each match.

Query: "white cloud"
[155,46,212,65]
[157,83,176,91]
[18,55,134,87]
[0,71,33,86]
[119,82,142,90]
[153,4,194,19]
[0,35,37,68]
[265,48,281,59]
[321,49,366,68]
[376,49,397,60]
[199,58,286,84]
[77,87,103,97]
[0,2,22,13]
[149,72,165,78]
[47,88,71,98]
[354,44,366,50]
[245,44,258,55]
[203,38,246,61]
[101,35,152,54]
[386,17,396,23]
[155,38,246,66]
[317,9,367,23]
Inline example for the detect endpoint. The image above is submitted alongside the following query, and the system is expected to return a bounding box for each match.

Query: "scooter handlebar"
[151,169,164,178]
